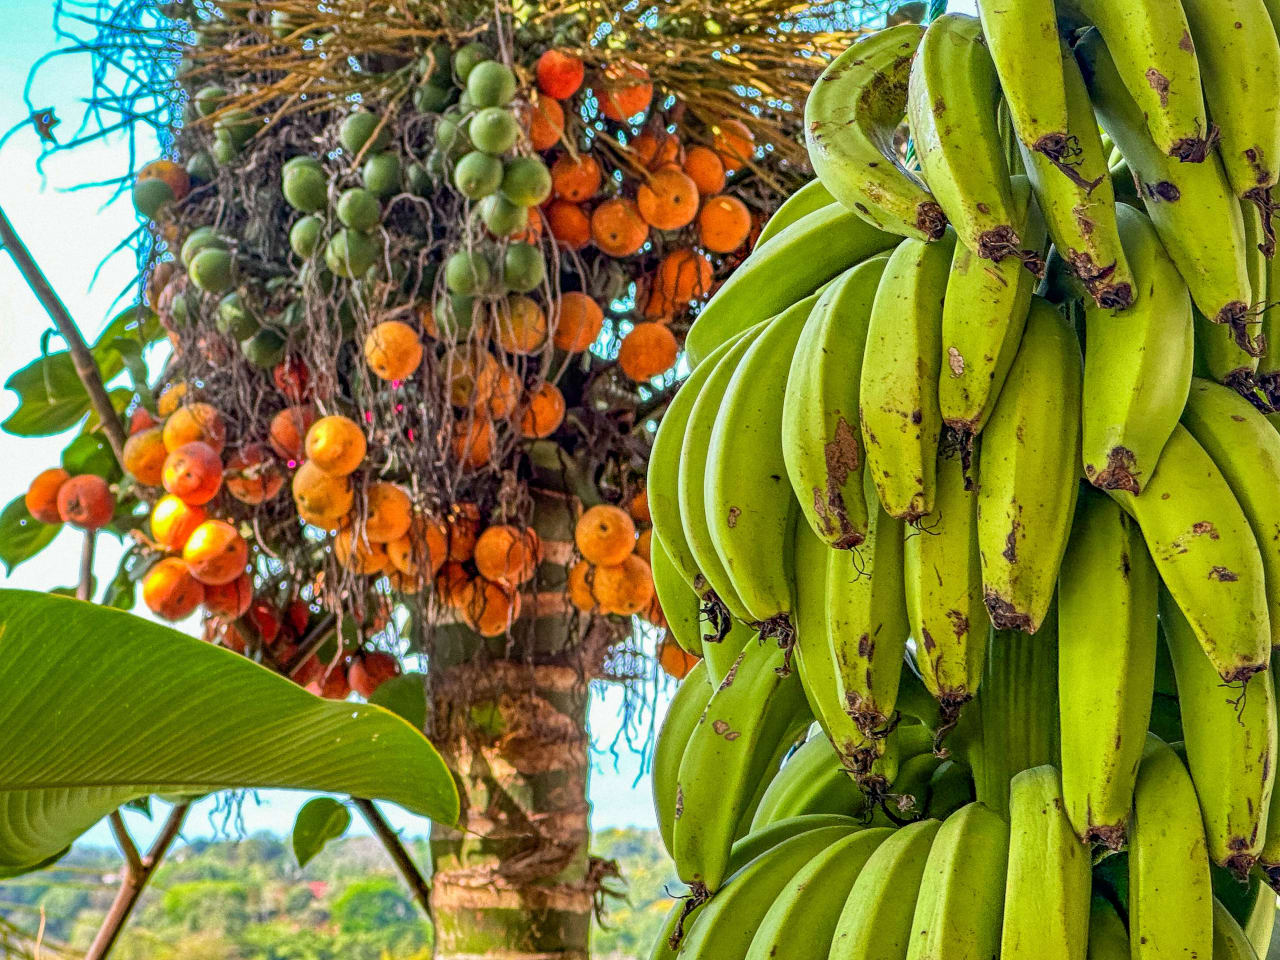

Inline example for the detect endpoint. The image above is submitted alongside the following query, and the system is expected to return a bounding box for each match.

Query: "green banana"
[1061,0,1210,162]
[973,624,1060,817]
[977,297,1082,633]
[672,641,810,895]
[1001,765,1092,960]
[976,0,1068,162]
[1182,378,1280,646]
[653,660,711,856]
[650,530,704,658]
[783,256,889,549]
[1018,38,1134,310]
[1161,589,1276,875]
[1079,31,1254,338]
[903,446,987,730]
[1259,651,1280,890]
[676,824,860,960]
[829,818,942,960]
[754,178,834,249]
[906,801,1010,960]
[792,514,883,776]
[684,203,896,367]
[939,174,1046,436]
[1128,734,1214,960]
[650,324,757,599]
[1081,202,1193,494]
[1086,896,1130,960]
[907,14,1022,262]
[742,828,893,960]
[701,617,755,688]
[1180,0,1280,210]
[861,231,957,522]
[706,296,817,628]
[1242,878,1276,956]
[805,24,947,242]
[678,325,765,625]
[750,733,867,829]
[827,469,909,741]
[733,715,812,842]
[1214,898,1263,960]
[1057,488,1158,849]
[924,758,974,819]
[1195,304,1262,393]
[1110,424,1270,683]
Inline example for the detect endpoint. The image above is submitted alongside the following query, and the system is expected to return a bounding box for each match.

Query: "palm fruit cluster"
[647,2,1280,957]
[11,1,834,702]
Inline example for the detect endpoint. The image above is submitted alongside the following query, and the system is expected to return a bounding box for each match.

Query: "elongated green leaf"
[292,797,351,866]
[0,590,458,876]
[60,433,120,481]
[0,498,61,574]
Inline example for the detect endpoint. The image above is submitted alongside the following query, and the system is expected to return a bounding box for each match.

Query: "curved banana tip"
[1169,123,1221,164]
[1223,850,1259,883]
[917,201,948,241]
[1087,446,1141,496]
[984,592,1037,633]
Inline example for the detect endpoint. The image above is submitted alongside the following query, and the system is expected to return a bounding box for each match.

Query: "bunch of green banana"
[645,7,1280,957]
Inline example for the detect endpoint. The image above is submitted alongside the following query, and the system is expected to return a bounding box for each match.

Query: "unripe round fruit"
[503,242,545,293]
[186,150,216,184]
[281,163,328,213]
[283,155,323,174]
[241,327,287,369]
[444,249,492,295]
[211,135,238,164]
[337,188,381,231]
[325,229,379,278]
[188,247,234,294]
[180,226,226,268]
[452,42,492,82]
[56,474,116,530]
[470,107,519,155]
[467,60,516,108]
[304,415,367,476]
[453,150,504,199]
[289,215,324,258]
[214,109,258,147]
[361,152,401,197]
[479,194,528,237]
[194,84,226,117]
[216,291,259,339]
[414,82,453,113]
[339,112,389,155]
[142,557,205,621]
[25,468,70,523]
[132,179,175,219]
[501,156,552,207]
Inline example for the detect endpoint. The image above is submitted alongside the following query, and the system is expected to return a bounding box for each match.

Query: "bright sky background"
[0,0,657,853]
[0,0,978,855]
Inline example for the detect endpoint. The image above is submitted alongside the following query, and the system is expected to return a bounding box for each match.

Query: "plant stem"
[85,802,190,960]
[354,797,433,921]
[77,531,97,602]
[0,204,128,463]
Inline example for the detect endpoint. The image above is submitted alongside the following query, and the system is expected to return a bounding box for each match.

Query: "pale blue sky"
[0,0,656,852]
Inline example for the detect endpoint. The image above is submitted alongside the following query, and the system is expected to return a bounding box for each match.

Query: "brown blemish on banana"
[1143,181,1181,202]
[1191,521,1219,539]
[945,608,969,639]
[1179,30,1194,52]
[726,506,740,528]
[1208,565,1239,582]
[1066,250,1133,309]
[817,418,863,548]
[1084,822,1127,852]
[984,592,1034,632]
[1090,446,1140,494]
[947,346,965,377]
[1145,68,1171,107]
[916,202,948,241]
[920,627,936,653]
[711,719,740,740]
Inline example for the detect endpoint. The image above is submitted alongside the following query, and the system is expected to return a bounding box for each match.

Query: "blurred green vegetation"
[0,827,678,959]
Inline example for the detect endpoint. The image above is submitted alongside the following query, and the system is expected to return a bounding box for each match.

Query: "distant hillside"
[0,828,678,959]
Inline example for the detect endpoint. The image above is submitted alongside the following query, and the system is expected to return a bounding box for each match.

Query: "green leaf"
[2,306,160,438]
[0,497,61,574]
[291,797,351,866]
[60,433,120,481]
[0,590,459,877]
[367,673,427,732]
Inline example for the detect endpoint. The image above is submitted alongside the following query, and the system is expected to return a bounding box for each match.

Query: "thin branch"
[77,531,97,603]
[107,811,141,878]
[84,802,190,960]
[0,204,128,464]
[353,798,433,921]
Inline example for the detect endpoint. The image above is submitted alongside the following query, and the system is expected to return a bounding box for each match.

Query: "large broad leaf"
[0,590,458,877]
[2,306,160,437]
